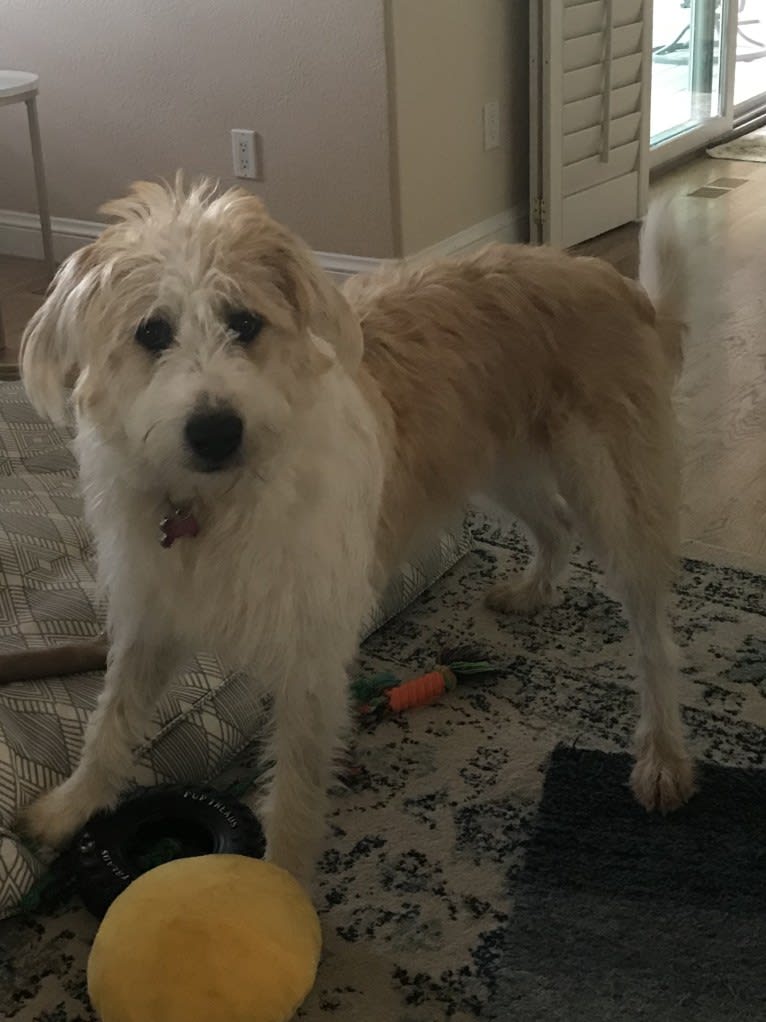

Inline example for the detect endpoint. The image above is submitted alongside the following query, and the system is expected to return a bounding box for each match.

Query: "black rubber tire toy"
[73,784,265,919]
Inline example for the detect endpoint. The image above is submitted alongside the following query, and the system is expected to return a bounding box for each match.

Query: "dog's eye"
[227,310,265,345]
[135,316,173,354]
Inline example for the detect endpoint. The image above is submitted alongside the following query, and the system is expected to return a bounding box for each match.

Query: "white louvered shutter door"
[530,0,653,246]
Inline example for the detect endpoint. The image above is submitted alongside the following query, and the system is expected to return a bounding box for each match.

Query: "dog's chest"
[114,477,381,674]
[84,375,385,672]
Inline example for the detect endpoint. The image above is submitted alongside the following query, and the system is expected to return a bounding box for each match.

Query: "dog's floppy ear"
[21,243,99,425]
[214,187,363,371]
[304,268,364,372]
[281,242,363,372]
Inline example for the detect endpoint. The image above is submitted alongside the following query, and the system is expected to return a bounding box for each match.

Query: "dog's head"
[21,177,362,492]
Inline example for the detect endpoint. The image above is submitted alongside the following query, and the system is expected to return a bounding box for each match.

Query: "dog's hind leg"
[486,455,573,614]
[551,419,694,813]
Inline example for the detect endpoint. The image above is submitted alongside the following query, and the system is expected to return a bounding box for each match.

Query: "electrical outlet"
[483,99,500,151]
[231,129,257,179]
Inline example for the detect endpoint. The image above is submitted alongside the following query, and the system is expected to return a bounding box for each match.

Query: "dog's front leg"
[19,637,182,848]
[259,652,353,888]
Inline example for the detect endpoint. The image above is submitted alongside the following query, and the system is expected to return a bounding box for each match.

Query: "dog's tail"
[638,198,689,376]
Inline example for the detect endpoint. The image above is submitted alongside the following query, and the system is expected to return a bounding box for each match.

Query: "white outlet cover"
[231,129,257,179]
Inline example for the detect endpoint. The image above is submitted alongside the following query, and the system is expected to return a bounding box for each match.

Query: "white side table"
[1,70,55,280]
[0,70,55,366]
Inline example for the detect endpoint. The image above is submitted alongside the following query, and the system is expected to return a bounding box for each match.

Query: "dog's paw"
[264,841,315,892]
[17,784,97,848]
[630,751,695,813]
[262,820,317,892]
[486,576,562,616]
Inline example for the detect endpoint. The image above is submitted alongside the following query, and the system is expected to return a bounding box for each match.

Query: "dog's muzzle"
[184,408,243,471]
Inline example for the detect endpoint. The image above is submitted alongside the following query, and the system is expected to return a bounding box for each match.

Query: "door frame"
[733,0,766,119]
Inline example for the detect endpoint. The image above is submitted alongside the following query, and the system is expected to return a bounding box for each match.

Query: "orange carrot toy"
[351,647,497,721]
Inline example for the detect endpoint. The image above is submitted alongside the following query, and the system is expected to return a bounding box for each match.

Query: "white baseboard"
[313,250,382,278]
[324,203,529,276]
[405,204,529,265]
[0,211,103,262]
[0,202,529,279]
[0,209,385,277]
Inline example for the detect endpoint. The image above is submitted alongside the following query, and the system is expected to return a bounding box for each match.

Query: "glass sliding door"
[650,0,735,161]
[733,0,766,117]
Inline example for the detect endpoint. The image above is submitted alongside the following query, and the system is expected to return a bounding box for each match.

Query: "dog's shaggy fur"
[19,180,693,883]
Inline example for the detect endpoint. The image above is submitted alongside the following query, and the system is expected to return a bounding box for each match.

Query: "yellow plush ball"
[87,855,321,1022]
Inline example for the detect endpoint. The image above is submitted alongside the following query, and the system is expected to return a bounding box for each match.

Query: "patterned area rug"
[707,125,766,162]
[1,512,764,1021]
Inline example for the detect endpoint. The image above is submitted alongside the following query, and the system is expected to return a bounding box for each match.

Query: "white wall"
[0,0,396,257]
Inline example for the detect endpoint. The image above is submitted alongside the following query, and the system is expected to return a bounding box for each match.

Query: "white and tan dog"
[19,179,693,883]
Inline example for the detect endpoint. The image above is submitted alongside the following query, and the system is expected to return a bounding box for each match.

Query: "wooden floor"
[576,156,766,570]
[0,255,49,378]
[1,154,764,568]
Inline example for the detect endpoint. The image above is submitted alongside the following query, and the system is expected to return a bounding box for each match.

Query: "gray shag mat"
[493,746,765,1021]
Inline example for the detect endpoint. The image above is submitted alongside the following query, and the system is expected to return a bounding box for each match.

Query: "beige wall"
[0,0,396,257]
[389,0,528,255]
[1,1,530,260]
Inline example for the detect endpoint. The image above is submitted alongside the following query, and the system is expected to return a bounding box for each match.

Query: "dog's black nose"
[184,409,243,469]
